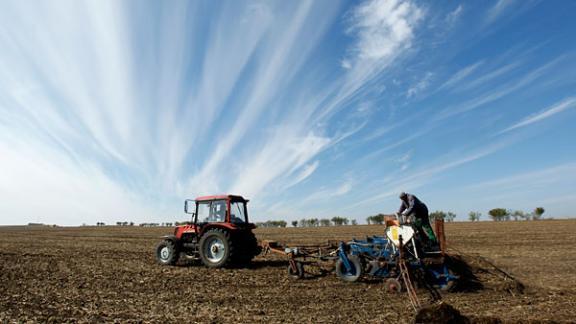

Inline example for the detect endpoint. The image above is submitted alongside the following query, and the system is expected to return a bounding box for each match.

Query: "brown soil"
[1,220,575,323]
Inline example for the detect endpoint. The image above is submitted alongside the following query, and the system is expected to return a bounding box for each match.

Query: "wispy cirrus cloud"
[0,0,428,224]
[406,72,433,98]
[438,61,484,92]
[464,162,576,192]
[318,0,424,121]
[485,0,517,24]
[345,137,515,211]
[435,57,563,120]
[445,4,464,25]
[500,97,576,134]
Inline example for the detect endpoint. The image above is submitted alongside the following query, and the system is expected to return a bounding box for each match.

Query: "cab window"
[199,200,226,222]
[230,201,246,223]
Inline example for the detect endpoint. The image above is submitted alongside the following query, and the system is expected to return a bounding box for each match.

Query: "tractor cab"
[184,195,254,229]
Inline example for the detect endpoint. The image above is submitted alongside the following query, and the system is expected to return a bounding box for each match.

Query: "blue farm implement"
[335,219,458,293]
[266,218,458,304]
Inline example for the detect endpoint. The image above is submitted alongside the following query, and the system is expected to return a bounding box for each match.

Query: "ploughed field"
[1,220,575,323]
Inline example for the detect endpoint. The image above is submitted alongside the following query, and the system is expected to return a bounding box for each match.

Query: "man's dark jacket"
[398,194,429,220]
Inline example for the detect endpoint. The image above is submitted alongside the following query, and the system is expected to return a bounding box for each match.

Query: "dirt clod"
[414,302,468,324]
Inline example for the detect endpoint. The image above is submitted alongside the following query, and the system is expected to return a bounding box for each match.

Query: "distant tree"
[299,219,308,227]
[331,216,348,226]
[351,219,358,226]
[468,211,481,222]
[511,210,525,221]
[291,220,298,227]
[445,212,456,222]
[429,211,447,222]
[370,214,385,225]
[533,207,545,220]
[320,219,331,226]
[365,217,371,225]
[488,208,508,221]
[116,222,121,226]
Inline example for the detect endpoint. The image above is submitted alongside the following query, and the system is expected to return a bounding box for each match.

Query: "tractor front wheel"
[199,229,232,268]
[156,240,179,266]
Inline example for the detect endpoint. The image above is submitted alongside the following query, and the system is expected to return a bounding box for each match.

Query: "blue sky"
[0,0,575,225]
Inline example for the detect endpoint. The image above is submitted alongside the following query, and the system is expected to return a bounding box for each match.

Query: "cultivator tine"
[399,235,421,312]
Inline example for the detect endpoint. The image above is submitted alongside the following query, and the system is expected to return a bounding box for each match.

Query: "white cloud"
[435,58,563,120]
[445,4,464,25]
[486,0,517,24]
[301,181,353,204]
[346,0,423,63]
[396,151,412,164]
[439,61,484,91]
[406,71,433,98]
[229,132,331,198]
[283,161,320,190]
[500,97,576,134]
[313,0,425,125]
[397,150,412,171]
[455,61,521,92]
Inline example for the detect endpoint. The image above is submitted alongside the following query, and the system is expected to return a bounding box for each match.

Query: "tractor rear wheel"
[335,254,363,282]
[199,229,232,268]
[156,240,179,265]
[232,231,260,264]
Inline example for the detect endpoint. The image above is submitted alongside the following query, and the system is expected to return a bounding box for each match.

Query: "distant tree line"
[429,211,457,222]
[256,220,287,228]
[421,207,546,222]
[99,222,177,227]
[487,207,545,221]
[291,217,357,227]
[99,207,546,228]
[366,214,385,225]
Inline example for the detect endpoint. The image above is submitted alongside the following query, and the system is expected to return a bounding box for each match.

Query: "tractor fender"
[160,235,178,243]
[199,223,236,235]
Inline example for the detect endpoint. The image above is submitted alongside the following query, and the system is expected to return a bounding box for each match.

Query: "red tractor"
[155,195,261,268]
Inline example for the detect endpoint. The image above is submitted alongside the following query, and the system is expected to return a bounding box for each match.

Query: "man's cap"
[399,192,407,198]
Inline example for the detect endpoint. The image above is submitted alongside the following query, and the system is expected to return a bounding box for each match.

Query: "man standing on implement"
[397,192,437,248]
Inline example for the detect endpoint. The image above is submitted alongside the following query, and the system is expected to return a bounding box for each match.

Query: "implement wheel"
[385,278,403,293]
[287,261,304,280]
[335,255,363,282]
